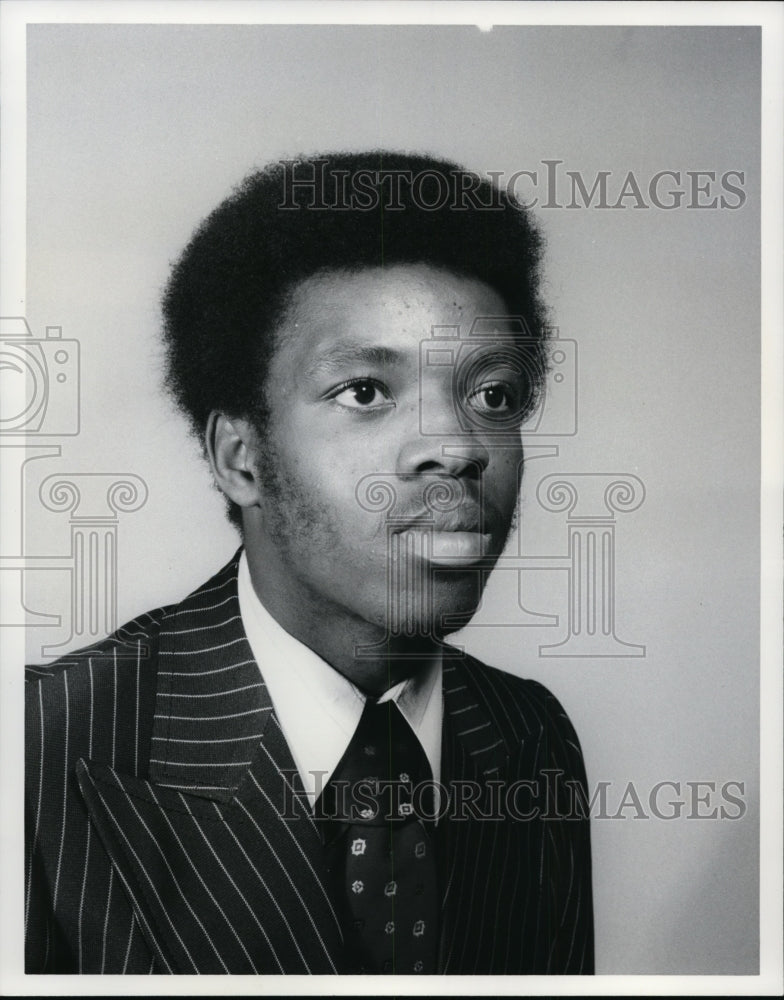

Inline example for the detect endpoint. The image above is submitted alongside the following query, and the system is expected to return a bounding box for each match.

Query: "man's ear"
[204,411,261,509]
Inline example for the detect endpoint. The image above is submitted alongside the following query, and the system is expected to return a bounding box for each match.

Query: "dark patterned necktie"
[316,699,439,975]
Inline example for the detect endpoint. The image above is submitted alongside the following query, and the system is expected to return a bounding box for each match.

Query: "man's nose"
[395,431,490,480]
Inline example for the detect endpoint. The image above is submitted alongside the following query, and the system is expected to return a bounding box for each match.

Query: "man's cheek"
[491,453,523,501]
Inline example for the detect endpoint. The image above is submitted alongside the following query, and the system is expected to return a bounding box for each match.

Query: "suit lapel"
[149,554,272,801]
[77,553,342,973]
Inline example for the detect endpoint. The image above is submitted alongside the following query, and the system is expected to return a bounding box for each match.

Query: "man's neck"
[243,545,442,696]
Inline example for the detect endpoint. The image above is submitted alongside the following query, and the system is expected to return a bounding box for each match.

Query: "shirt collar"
[236,550,442,807]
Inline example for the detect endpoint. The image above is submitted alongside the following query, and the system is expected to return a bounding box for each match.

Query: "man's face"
[245,263,525,646]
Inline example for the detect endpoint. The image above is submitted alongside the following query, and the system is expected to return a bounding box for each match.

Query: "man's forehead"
[274,263,520,361]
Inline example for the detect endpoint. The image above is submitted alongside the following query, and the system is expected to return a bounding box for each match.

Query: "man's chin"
[384,572,485,639]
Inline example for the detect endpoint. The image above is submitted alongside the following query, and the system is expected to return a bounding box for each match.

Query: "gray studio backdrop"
[18,24,759,975]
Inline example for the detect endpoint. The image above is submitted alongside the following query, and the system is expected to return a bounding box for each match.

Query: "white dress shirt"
[237,551,442,809]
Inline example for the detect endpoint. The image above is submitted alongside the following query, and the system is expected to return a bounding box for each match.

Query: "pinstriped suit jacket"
[25,551,594,974]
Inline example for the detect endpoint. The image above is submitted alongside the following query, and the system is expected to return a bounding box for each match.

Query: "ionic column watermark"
[536,473,645,657]
[38,473,147,654]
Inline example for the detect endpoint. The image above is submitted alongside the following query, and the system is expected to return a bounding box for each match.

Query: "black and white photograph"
[1,0,781,994]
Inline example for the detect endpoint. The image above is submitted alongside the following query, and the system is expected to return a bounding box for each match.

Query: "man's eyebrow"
[305,343,405,377]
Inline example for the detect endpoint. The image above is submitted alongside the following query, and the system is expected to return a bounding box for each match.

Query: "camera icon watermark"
[418,316,577,445]
[0,317,80,436]
[0,316,149,656]
[521,328,577,438]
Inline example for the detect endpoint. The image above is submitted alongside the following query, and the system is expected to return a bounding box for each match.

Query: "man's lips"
[429,529,492,565]
[398,506,484,533]
[392,508,498,567]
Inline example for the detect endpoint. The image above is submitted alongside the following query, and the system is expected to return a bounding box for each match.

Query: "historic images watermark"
[279,158,747,212]
[281,769,748,823]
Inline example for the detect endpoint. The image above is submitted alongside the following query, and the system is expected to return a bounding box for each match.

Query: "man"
[25,152,594,974]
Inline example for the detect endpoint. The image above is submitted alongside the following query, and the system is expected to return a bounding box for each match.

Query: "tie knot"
[317,699,434,826]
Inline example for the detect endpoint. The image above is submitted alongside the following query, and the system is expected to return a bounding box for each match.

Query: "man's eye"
[468,382,517,415]
[330,378,393,410]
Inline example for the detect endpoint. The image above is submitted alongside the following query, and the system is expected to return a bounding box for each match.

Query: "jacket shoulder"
[459,652,578,723]
[24,604,174,774]
[24,551,243,761]
[458,654,589,779]
[25,603,174,684]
